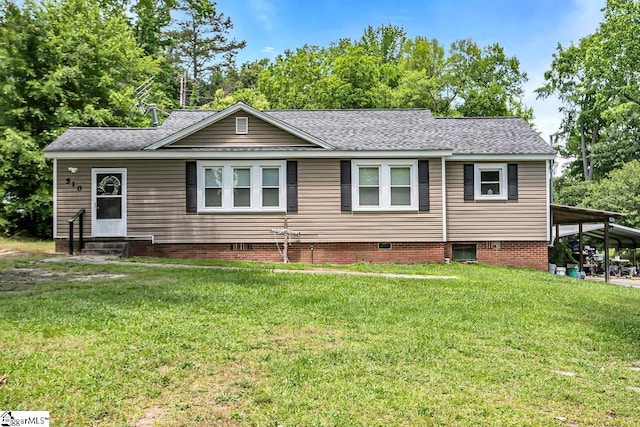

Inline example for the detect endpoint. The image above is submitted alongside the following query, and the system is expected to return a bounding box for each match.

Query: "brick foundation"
[56,239,548,270]
[445,241,549,270]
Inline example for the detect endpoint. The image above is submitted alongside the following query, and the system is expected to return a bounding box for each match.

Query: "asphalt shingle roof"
[44,107,555,155]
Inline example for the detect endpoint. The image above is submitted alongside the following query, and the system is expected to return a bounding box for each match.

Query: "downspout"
[547,158,552,244]
[441,157,447,243]
[548,135,554,245]
[53,158,58,239]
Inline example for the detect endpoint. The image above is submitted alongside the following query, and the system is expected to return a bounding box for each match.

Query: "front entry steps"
[81,241,129,258]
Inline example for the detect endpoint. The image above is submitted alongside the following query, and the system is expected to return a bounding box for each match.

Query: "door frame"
[92,168,127,237]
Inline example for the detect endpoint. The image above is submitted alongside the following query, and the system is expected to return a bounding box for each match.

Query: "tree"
[583,160,640,228]
[257,25,532,117]
[0,0,159,237]
[206,88,269,110]
[537,0,640,181]
[166,0,245,105]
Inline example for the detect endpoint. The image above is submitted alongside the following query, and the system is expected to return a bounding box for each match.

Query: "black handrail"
[67,208,86,255]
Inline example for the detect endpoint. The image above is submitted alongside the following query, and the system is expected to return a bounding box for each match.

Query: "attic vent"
[236,117,248,134]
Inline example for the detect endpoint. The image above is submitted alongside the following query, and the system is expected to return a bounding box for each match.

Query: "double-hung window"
[198,161,286,212]
[474,163,507,200]
[352,160,418,210]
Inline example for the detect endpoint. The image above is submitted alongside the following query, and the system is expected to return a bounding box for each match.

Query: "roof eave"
[44,149,455,160]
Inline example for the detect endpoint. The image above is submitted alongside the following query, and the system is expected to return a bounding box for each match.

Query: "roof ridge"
[265,108,432,112]
[435,116,523,120]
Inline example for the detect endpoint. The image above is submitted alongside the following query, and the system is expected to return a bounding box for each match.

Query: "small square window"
[474,164,507,200]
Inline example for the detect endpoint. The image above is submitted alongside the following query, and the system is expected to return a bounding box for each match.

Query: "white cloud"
[249,0,276,32]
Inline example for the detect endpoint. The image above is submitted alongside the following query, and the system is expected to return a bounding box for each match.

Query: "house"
[44,102,555,269]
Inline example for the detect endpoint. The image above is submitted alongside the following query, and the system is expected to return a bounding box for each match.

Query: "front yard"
[1,252,639,426]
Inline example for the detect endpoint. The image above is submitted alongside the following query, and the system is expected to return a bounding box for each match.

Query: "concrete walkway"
[40,256,458,281]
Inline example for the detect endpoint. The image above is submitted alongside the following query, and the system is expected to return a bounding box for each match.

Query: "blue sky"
[216,0,605,141]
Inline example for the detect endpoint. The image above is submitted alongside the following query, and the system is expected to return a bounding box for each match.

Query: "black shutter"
[340,160,352,212]
[287,160,298,212]
[418,160,430,211]
[463,164,474,201]
[507,163,518,200]
[186,161,197,213]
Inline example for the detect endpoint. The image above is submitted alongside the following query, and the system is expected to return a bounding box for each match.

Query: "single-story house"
[44,102,555,269]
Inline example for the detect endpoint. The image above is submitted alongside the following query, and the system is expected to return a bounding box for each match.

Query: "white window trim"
[197,160,286,212]
[352,160,418,211]
[474,163,507,201]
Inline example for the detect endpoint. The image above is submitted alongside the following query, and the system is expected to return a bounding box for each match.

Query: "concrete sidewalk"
[40,255,458,281]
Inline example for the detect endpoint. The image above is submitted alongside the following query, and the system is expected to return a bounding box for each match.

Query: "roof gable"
[144,102,334,150]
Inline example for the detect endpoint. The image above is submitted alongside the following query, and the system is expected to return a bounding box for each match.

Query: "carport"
[551,204,627,282]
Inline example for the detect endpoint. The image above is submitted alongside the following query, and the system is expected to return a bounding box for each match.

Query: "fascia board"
[44,149,454,160]
[448,154,556,161]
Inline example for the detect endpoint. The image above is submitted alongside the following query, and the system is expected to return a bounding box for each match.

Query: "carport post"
[579,222,584,272]
[604,220,610,283]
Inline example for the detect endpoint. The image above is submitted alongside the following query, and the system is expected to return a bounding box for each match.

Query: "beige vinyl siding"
[56,163,93,238]
[170,111,317,147]
[56,159,443,243]
[446,161,548,241]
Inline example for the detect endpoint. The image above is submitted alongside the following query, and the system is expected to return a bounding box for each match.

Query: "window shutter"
[463,164,474,201]
[418,160,430,211]
[287,160,298,212]
[340,160,352,212]
[186,161,197,213]
[508,163,518,200]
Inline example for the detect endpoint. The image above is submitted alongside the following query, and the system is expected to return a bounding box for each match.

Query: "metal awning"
[551,204,624,224]
[554,223,640,249]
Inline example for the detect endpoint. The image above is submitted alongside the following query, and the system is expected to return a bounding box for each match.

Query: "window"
[198,161,286,212]
[452,244,477,261]
[352,160,418,210]
[474,164,507,200]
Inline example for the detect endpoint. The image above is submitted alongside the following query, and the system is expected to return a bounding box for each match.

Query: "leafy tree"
[0,0,159,237]
[206,88,269,110]
[256,25,531,118]
[538,0,640,181]
[583,160,640,228]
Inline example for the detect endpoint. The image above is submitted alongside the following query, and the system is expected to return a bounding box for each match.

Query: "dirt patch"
[0,248,21,258]
[0,267,127,291]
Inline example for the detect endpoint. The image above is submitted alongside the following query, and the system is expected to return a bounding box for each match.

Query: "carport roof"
[555,223,640,249]
[551,204,625,224]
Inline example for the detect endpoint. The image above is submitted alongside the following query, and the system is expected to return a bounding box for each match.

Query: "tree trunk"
[580,123,594,181]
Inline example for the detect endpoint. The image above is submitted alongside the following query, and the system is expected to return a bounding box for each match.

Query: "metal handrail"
[67,208,86,255]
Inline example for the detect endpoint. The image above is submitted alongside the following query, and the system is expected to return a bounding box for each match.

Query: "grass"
[0,235,55,257]
[1,256,640,426]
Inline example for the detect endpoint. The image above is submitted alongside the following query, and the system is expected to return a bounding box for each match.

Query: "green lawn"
[1,257,639,426]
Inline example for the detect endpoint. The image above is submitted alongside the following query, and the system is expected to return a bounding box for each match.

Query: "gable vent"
[236,117,248,134]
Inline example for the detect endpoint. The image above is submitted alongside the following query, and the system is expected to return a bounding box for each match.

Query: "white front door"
[92,168,127,237]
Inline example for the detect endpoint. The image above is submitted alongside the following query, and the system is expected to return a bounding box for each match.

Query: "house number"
[65,177,83,191]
